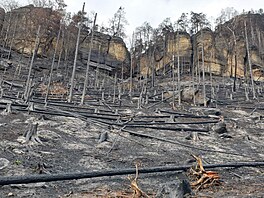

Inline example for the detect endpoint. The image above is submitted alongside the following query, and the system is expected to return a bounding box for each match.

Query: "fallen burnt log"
[0,161,263,185]
[158,110,218,119]
[93,119,211,133]
[120,128,243,156]
[5,107,126,122]
[122,120,218,126]
[2,80,24,88]
[0,101,126,121]
[124,125,209,133]
[226,105,264,110]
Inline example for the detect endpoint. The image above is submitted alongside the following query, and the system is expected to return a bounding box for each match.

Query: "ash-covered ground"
[0,49,264,197]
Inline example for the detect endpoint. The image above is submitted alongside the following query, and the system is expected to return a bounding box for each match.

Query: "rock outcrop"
[79,31,130,73]
[1,5,263,80]
[137,13,264,81]
[194,14,264,80]
[139,31,192,76]
[2,5,61,56]
[214,14,264,80]
[1,5,130,74]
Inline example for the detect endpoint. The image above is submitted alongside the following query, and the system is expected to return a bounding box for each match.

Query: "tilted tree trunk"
[81,12,97,105]
[94,44,101,90]
[172,55,176,108]
[23,123,42,144]
[56,26,65,70]
[177,31,181,106]
[129,32,135,96]
[113,72,117,103]
[24,25,41,102]
[45,24,62,103]
[2,11,12,49]
[68,3,85,103]
[227,26,238,92]
[244,20,256,99]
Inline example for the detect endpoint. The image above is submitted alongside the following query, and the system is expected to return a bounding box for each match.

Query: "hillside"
[0,4,263,198]
[137,13,264,81]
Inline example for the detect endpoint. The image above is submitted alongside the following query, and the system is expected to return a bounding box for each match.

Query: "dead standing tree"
[244,20,256,99]
[68,2,85,103]
[24,25,41,102]
[226,25,238,93]
[176,30,181,106]
[7,13,18,59]
[1,10,12,50]
[81,12,97,105]
[129,32,135,96]
[200,29,206,107]
[45,23,62,103]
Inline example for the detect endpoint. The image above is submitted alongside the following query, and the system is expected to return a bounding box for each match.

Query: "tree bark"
[24,25,41,102]
[45,24,62,103]
[244,20,256,99]
[1,161,263,185]
[81,12,97,105]
[68,3,85,102]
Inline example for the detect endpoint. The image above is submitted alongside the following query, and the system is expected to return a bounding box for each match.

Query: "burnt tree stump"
[23,123,42,144]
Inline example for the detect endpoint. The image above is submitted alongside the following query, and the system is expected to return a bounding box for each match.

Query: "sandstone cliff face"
[138,14,264,80]
[79,31,130,68]
[139,32,192,76]
[2,5,61,56]
[2,5,130,74]
[193,28,225,75]
[208,14,264,80]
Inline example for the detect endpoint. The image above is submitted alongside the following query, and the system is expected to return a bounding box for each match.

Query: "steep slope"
[0,5,130,74]
[137,13,264,81]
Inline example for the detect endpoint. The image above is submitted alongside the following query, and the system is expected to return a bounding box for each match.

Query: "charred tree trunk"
[24,25,41,102]
[68,3,85,103]
[129,32,135,96]
[244,21,256,99]
[227,26,238,93]
[45,24,61,103]
[81,13,97,105]
[23,123,42,144]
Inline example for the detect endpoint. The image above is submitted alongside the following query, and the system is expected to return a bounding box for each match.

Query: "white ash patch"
[10,119,22,124]
[95,141,112,149]
[1,139,22,148]
[231,110,250,117]
[24,116,38,123]
[5,165,27,176]
[62,141,91,150]
[37,120,60,128]
[38,129,61,141]
[55,117,88,136]
[79,156,108,170]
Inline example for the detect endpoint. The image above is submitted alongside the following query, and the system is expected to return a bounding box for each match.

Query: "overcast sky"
[21,0,263,36]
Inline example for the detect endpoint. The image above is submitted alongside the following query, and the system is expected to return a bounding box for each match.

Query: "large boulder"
[79,31,130,75]
[181,87,210,106]
[156,179,192,198]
